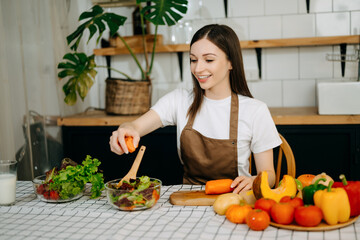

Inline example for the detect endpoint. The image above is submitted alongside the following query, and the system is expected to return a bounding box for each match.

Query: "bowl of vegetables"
[32,156,105,203]
[105,176,161,211]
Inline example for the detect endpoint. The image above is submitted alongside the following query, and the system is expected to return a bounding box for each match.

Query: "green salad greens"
[108,176,161,210]
[48,155,105,199]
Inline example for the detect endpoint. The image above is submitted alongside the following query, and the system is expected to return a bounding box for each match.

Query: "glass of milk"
[0,160,17,206]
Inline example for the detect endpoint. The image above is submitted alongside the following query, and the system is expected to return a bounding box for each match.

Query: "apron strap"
[229,92,238,139]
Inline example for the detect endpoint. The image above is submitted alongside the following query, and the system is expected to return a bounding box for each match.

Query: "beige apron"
[180,92,239,184]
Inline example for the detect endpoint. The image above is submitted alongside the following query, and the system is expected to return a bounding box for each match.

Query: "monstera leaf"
[138,0,188,26]
[57,53,97,105]
[66,5,127,51]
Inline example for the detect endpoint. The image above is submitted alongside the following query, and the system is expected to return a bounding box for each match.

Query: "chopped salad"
[107,176,161,210]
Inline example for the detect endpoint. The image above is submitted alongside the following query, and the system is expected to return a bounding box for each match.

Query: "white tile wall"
[228,0,265,17]
[282,14,315,38]
[333,0,360,11]
[309,0,332,13]
[217,18,249,40]
[250,81,283,107]
[264,48,299,80]
[351,11,360,35]
[299,46,333,79]
[104,1,360,108]
[283,79,316,107]
[316,12,350,36]
[265,0,298,15]
[249,16,282,39]
[200,0,225,19]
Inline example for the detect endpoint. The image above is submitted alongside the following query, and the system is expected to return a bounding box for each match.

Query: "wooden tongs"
[116,145,146,188]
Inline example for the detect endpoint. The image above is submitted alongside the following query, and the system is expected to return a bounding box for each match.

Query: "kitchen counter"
[57,107,360,126]
[1,182,359,240]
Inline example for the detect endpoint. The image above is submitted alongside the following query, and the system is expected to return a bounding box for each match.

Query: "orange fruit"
[226,204,252,224]
[297,174,315,188]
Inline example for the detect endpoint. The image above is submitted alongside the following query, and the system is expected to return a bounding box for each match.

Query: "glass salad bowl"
[32,175,84,203]
[105,176,161,211]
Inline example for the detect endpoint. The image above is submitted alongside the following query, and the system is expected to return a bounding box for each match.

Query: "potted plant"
[57,0,188,115]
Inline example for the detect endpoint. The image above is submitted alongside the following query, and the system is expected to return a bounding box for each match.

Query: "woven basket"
[105,78,151,115]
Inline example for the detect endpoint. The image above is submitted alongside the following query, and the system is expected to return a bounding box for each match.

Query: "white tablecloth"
[0,182,359,240]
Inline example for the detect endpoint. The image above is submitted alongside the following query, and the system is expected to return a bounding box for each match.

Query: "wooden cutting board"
[169,190,220,206]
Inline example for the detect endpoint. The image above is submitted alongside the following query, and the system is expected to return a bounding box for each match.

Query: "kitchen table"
[1,182,359,240]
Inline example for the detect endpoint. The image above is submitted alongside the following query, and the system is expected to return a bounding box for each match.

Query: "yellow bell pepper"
[314,181,350,225]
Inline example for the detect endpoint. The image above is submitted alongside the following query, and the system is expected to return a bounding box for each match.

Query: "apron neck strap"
[229,92,238,139]
[186,92,239,139]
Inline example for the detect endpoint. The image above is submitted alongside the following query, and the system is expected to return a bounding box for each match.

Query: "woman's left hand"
[231,176,255,194]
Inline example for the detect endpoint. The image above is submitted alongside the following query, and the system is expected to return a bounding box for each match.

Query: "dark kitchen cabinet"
[62,124,360,184]
[61,126,183,185]
[277,125,360,181]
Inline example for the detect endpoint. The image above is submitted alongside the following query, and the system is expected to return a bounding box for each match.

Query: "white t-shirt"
[151,88,282,177]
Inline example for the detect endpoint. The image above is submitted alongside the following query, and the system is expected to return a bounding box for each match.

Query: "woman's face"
[190,38,232,98]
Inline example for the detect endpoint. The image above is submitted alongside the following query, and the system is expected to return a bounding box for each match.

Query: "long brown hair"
[187,24,253,119]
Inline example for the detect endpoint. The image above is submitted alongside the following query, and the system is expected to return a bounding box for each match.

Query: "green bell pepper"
[302,178,327,205]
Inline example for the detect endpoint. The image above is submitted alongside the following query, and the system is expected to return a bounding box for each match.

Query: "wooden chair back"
[249,134,296,187]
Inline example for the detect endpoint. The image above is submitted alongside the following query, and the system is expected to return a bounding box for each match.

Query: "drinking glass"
[0,160,17,206]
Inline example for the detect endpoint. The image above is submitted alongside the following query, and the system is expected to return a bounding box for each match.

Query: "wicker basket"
[105,78,151,115]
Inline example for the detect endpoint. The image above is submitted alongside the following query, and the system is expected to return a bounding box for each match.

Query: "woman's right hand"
[109,124,140,155]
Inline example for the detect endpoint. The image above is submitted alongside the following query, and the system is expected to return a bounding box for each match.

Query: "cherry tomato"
[280,196,304,209]
[294,205,323,227]
[270,202,295,225]
[246,209,270,231]
[254,198,276,215]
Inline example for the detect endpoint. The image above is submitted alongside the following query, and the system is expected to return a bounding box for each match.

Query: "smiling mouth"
[197,75,212,82]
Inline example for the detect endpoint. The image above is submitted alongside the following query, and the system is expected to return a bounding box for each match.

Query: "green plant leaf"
[137,0,188,26]
[57,53,97,105]
[66,5,127,51]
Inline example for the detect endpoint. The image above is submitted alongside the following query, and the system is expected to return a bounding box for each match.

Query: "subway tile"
[282,14,316,38]
[265,0,298,15]
[217,18,249,40]
[251,81,283,107]
[299,46,333,79]
[151,82,181,104]
[264,48,299,80]
[316,12,350,36]
[228,0,265,17]
[151,53,181,83]
[190,19,218,37]
[249,16,282,40]
[351,11,360,35]
[283,79,316,107]
[243,49,260,80]
[310,0,332,13]
[253,82,283,107]
[334,0,360,11]
[182,0,202,20]
[298,0,332,13]
[200,0,225,19]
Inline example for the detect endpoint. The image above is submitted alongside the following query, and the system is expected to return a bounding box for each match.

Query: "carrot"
[205,179,234,195]
[125,136,136,153]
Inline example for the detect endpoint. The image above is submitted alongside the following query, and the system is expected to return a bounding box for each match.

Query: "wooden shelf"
[57,107,360,126]
[94,35,360,56]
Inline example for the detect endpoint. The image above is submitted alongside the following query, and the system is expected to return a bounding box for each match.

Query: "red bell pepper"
[332,174,360,217]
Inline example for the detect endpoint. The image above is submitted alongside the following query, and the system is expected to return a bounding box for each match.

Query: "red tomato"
[294,205,323,227]
[254,198,276,215]
[246,209,270,231]
[280,196,304,209]
[270,202,295,225]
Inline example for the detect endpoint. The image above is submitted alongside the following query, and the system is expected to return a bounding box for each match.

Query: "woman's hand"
[109,110,163,155]
[231,176,256,194]
[109,124,140,155]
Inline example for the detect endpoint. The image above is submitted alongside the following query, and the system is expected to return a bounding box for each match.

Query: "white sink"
[317,82,360,115]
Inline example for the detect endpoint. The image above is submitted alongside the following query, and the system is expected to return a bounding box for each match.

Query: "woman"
[109,24,281,193]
